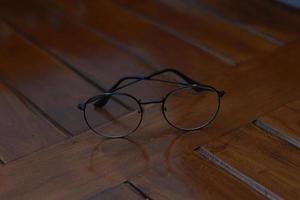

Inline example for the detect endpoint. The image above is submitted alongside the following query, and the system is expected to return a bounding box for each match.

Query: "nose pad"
[77,103,86,110]
[218,90,225,97]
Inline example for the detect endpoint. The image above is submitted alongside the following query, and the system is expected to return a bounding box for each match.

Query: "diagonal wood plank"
[0,22,129,135]
[50,0,233,84]
[0,0,172,101]
[0,132,149,200]
[114,0,278,64]
[126,41,300,163]
[180,0,300,42]
[124,43,300,200]
[203,124,300,200]
[130,152,265,200]
[0,83,66,163]
[257,100,300,148]
[0,107,266,200]
[287,100,300,111]
[88,182,145,200]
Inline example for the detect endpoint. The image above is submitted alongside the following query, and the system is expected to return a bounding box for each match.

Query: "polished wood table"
[0,0,299,199]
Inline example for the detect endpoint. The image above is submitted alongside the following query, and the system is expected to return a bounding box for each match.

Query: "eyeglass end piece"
[94,96,110,108]
[218,90,225,97]
[78,103,85,110]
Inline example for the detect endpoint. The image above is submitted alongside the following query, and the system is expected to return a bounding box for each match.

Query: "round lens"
[163,86,220,130]
[84,93,142,138]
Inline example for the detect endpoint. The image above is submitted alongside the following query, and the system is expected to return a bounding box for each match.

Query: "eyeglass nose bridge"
[139,98,168,116]
[139,98,165,105]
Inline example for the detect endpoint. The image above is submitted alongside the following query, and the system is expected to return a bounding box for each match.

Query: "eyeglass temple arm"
[108,68,200,92]
[93,68,217,108]
[109,68,225,96]
[148,68,200,84]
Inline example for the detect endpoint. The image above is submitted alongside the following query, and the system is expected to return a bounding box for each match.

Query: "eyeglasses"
[78,68,224,138]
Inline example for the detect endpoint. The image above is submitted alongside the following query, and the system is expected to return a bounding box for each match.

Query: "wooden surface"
[88,183,144,200]
[0,0,300,199]
[50,0,233,80]
[258,100,300,147]
[175,0,300,42]
[114,0,279,64]
[0,1,169,101]
[0,21,129,134]
[0,83,65,163]
[203,124,300,199]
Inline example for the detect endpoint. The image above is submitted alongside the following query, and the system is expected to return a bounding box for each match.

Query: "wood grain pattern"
[88,183,144,200]
[1,41,300,199]
[50,0,233,84]
[0,1,300,199]
[0,132,148,200]
[0,22,129,135]
[130,152,264,200]
[196,147,282,200]
[0,83,65,163]
[114,0,278,64]
[0,0,172,100]
[123,43,300,200]
[0,107,265,200]
[287,100,300,111]
[174,41,300,144]
[204,124,300,200]
[259,100,300,145]
[187,0,300,42]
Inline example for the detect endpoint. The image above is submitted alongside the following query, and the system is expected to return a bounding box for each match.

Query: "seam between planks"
[0,79,73,137]
[47,1,235,69]
[1,20,136,116]
[273,1,300,15]
[1,16,157,93]
[254,119,300,149]
[125,181,153,200]
[0,19,108,93]
[194,146,283,200]
[183,1,285,46]
[118,5,237,66]
[35,1,163,72]
[86,181,153,200]
[0,13,163,90]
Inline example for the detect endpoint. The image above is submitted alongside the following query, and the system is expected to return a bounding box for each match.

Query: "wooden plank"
[50,0,233,83]
[287,100,300,111]
[88,183,144,200]
[183,0,300,42]
[0,132,148,200]
[258,100,300,148]
[0,83,66,163]
[0,106,265,200]
[196,147,282,200]
[114,0,278,64]
[130,152,264,200]
[0,27,300,200]
[0,1,170,100]
[0,40,299,198]
[128,42,300,162]
[203,124,300,200]
[0,22,129,135]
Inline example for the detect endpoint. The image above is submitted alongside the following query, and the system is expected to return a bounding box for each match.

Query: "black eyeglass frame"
[78,68,225,138]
